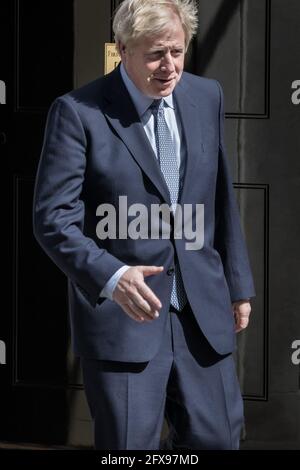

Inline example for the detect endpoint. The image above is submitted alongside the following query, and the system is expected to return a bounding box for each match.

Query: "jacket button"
[167,267,175,276]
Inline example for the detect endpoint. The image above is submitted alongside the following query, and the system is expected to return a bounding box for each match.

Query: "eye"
[172,49,184,57]
[148,51,163,59]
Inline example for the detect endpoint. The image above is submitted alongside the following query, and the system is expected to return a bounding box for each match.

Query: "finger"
[128,290,158,317]
[140,266,164,277]
[123,303,145,323]
[127,300,154,322]
[136,281,162,311]
[238,304,251,316]
[240,317,249,328]
[235,317,249,332]
[123,280,160,316]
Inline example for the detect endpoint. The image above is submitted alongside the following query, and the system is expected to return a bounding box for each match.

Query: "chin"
[158,87,175,97]
[156,82,175,93]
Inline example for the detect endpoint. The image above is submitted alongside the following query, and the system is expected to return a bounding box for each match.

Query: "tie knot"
[150,99,164,114]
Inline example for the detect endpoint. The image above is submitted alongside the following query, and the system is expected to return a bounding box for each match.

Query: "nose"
[160,51,175,73]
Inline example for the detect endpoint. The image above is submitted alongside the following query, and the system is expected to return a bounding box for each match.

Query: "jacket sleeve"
[214,80,256,302]
[33,96,125,307]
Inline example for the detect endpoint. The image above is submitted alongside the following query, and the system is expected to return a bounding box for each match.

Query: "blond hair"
[113,0,198,51]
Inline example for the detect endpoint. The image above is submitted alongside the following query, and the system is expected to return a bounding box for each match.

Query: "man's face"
[119,13,185,98]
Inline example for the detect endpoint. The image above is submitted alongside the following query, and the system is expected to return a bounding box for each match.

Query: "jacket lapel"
[102,68,204,208]
[103,68,171,206]
[174,77,204,205]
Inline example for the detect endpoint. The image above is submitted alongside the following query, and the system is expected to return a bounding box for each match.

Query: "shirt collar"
[120,62,175,118]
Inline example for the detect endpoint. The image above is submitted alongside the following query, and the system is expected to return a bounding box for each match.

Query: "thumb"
[140,266,164,277]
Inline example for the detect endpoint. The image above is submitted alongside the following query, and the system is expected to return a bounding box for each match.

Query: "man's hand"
[233,300,251,332]
[113,266,164,323]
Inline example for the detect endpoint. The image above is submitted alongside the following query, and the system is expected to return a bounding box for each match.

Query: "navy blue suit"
[33,66,255,449]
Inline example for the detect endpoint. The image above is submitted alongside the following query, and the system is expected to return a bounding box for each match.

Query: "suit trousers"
[81,303,244,450]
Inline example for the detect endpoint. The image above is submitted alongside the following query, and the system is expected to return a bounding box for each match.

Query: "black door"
[1,0,94,448]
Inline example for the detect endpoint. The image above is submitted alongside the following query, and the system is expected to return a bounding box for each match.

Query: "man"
[33,0,255,450]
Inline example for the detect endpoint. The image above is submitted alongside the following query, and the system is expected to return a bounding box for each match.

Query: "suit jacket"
[33,66,255,361]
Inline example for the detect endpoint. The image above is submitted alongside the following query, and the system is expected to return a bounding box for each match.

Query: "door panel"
[194,0,270,117]
[15,0,73,111]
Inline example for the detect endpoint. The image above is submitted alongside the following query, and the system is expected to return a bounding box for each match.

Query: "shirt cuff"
[99,265,131,301]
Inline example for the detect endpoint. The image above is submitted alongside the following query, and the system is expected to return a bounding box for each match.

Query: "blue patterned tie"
[151,99,187,311]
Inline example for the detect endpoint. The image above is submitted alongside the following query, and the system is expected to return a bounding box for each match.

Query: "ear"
[117,41,126,58]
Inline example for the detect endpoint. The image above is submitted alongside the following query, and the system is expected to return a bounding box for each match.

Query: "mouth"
[154,77,176,85]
